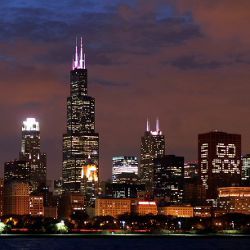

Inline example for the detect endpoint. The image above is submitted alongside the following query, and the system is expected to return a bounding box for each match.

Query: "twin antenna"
[146,118,161,132]
[72,37,86,70]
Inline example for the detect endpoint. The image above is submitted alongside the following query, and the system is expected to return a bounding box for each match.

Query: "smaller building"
[159,205,193,218]
[44,206,58,219]
[29,195,44,216]
[217,187,250,214]
[105,183,145,199]
[58,192,85,219]
[135,201,158,215]
[193,205,212,217]
[95,198,131,217]
[3,181,30,215]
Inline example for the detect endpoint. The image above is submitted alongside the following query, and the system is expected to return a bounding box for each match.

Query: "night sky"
[1,0,250,181]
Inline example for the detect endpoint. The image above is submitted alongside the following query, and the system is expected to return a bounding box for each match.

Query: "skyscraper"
[140,118,165,189]
[112,156,138,184]
[242,154,250,185]
[153,155,184,203]
[198,131,241,201]
[62,38,99,195]
[19,118,47,192]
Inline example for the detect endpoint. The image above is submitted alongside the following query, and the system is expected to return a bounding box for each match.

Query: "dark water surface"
[0,235,250,250]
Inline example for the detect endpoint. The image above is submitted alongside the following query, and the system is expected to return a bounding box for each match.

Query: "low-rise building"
[135,201,158,215]
[95,198,131,217]
[3,181,30,215]
[29,195,44,216]
[44,206,58,219]
[217,187,250,214]
[193,205,212,217]
[159,205,193,218]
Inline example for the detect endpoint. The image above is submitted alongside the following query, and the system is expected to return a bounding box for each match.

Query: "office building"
[153,155,184,203]
[198,131,241,200]
[112,156,138,184]
[159,205,194,218]
[184,162,199,179]
[242,154,250,185]
[58,192,85,219]
[4,160,30,184]
[140,118,165,189]
[19,118,47,192]
[81,157,99,207]
[135,201,158,215]
[3,182,30,215]
[29,195,44,216]
[105,183,145,199]
[217,187,250,215]
[95,198,131,217]
[62,38,99,194]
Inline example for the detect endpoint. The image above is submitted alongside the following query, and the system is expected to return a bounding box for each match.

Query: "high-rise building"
[19,118,47,192]
[80,157,98,207]
[140,118,165,189]
[198,131,241,201]
[62,38,99,196]
[184,162,199,179]
[4,160,30,184]
[153,155,184,203]
[242,154,250,185]
[112,156,138,184]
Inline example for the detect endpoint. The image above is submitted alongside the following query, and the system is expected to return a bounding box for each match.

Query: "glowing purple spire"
[146,118,150,132]
[74,37,79,69]
[79,37,83,69]
[156,117,160,132]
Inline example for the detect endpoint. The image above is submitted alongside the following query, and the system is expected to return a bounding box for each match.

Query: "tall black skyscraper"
[198,131,241,201]
[62,38,99,195]
[153,155,184,204]
[140,118,165,190]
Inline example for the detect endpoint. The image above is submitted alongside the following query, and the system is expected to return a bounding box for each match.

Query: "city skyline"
[1,1,250,181]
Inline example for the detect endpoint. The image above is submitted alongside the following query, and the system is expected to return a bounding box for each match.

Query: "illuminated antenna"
[146,118,150,132]
[156,117,160,132]
[74,36,78,69]
[79,37,83,69]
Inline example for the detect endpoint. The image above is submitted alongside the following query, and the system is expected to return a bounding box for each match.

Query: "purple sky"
[1,0,250,181]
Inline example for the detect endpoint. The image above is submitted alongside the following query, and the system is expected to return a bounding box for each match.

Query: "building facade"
[3,182,30,215]
[198,131,241,201]
[159,205,194,218]
[105,183,145,199]
[140,119,165,189]
[112,156,138,184]
[95,198,131,217]
[62,38,99,197]
[135,201,158,215]
[242,154,250,185]
[153,155,184,203]
[217,187,250,215]
[29,195,44,216]
[19,118,47,192]
[4,160,30,184]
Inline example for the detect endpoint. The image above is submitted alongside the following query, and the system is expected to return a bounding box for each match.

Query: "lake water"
[0,235,250,250]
